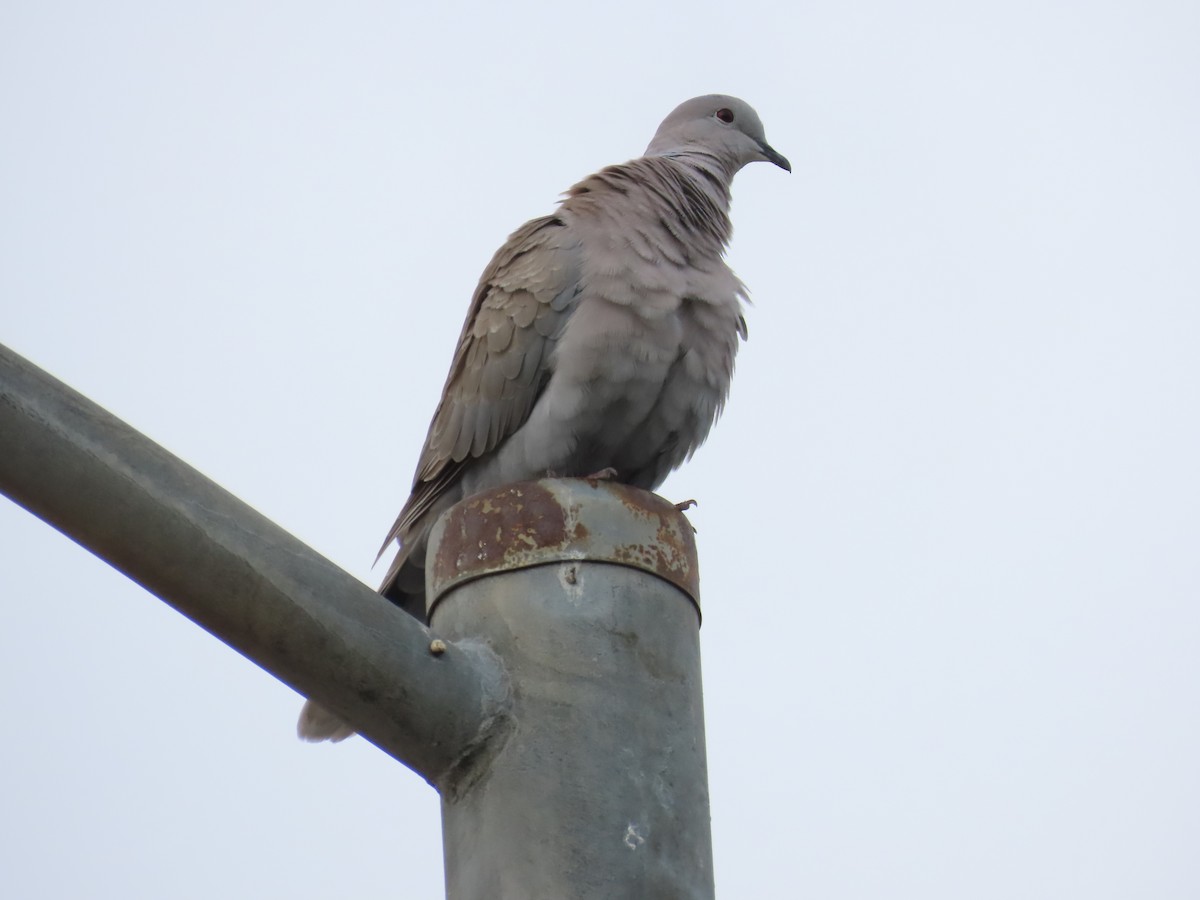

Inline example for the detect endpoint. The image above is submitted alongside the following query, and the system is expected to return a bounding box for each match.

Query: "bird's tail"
[296,699,356,742]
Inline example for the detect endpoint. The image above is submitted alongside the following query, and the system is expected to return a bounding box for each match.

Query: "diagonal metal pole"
[0,342,508,785]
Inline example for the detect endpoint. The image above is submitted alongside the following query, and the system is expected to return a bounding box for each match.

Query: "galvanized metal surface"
[2,342,718,898]
[427,478,701,619]
[0,342,507,784]
[430,479,715,900]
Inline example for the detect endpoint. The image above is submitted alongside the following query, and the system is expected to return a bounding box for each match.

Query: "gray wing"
[378,214,582,593]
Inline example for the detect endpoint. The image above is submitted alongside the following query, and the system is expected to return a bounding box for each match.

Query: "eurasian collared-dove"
[299,94,789,741]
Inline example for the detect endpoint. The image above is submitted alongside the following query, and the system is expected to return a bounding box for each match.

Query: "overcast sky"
[3,2,1198,897]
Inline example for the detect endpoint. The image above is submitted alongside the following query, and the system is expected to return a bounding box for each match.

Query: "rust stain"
[430,478,700,612]
[432,482,569,589]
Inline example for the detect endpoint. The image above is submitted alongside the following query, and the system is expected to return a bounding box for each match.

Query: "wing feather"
[379,215,582,557]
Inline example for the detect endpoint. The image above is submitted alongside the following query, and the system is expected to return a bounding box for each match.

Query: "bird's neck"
[563,156,734,253]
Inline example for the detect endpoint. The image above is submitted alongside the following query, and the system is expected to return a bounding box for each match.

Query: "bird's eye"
[715,108,735,124]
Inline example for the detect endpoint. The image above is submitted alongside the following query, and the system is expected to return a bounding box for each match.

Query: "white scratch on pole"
[624,823,645,850]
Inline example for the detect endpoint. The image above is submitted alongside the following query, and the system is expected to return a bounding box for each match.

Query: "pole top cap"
[426,478,701,619]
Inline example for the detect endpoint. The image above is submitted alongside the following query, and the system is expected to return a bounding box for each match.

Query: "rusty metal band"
[426,479,701,619]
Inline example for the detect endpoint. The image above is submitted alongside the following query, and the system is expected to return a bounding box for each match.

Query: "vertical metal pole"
[426,479,714,900]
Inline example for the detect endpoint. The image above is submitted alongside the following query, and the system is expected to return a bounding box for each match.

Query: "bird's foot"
[674,498,698,533]
[584,466,619,485]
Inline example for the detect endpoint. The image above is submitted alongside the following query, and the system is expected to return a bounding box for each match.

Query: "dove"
[298,94,789,741]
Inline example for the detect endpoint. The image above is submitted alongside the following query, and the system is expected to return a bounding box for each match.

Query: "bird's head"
[645,94,791,176]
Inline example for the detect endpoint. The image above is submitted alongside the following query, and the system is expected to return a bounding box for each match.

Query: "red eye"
[716,108,735,123]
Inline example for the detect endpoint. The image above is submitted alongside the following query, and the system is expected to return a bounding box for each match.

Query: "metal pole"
[0,342,507,784]
[2,342,717,897]
[427,479,715,900]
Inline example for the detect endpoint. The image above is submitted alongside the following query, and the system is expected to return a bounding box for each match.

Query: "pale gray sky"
[3,2,1198,897]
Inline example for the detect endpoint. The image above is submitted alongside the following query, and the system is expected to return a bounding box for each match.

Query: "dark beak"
[758,139,791,172]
